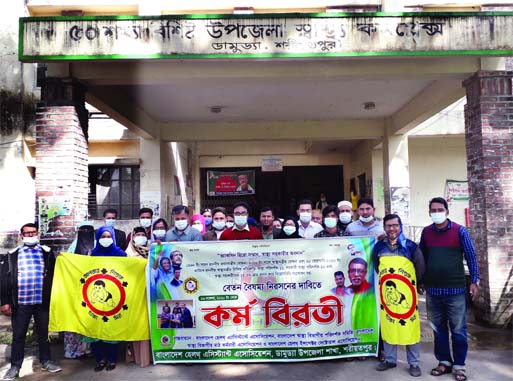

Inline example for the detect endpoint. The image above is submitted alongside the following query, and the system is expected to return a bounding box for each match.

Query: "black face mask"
[75,225,95,255]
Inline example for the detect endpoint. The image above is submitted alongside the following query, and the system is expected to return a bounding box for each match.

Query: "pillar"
[463,71,513,326]
[36,77,88,253]
[382,129,411,226]
[139,138,164,219]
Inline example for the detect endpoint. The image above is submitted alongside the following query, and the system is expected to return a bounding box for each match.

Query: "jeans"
[11,304,51,368]
[426,292,467,370]
[91,341,118,364]
[383,340,420,366]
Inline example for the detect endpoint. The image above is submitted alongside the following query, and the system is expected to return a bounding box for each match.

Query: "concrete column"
[382,129,411,225]
[36,77,88,253]
[139,138,164,219]
[463,70,513,326]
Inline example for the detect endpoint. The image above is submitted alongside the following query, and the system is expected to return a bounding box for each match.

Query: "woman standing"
[86,226,126,372]
[170,306,183,329]
[125,227,152,367]
[277,217,301,239]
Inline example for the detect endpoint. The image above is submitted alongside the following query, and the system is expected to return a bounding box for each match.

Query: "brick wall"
[36,78,88,253]
[463,71,513,327]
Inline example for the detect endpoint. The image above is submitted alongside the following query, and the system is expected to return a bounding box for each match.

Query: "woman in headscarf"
[124,227,152,367]
[151,218,169,243]
[85,226,126,372]
[277,217,301,239]
[64,222,95,359]
[190,214,206,235]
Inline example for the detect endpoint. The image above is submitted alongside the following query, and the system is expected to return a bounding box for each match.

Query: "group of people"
[0,195,478,381]
[158,302,193,329]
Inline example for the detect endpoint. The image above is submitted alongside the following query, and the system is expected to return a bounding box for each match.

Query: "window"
[88,165,140,219]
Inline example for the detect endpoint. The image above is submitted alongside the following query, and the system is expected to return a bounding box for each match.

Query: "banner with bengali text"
[148,237,378,363]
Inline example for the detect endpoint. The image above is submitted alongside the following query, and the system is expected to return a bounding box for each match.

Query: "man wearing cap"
[337,200,354,234]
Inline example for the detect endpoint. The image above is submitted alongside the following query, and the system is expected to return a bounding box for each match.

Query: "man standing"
[125,207,154,248]
[165,205,202,242]
[420,197,479,381]
[373,214,425,377]
[0,223,62,380]
[220,202,263,240]
[337,200,353,234]
[180,303,194,328]
[102,208,126,248]
[296,199,323,238]
[259,206,281,239]
[203,207,227,241]
[345,198,384,238]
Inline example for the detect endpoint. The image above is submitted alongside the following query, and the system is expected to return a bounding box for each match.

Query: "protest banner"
[50,252,150,341]
[148,237,378,363]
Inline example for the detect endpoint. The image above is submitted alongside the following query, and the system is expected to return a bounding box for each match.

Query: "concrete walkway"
[0,297,511,381]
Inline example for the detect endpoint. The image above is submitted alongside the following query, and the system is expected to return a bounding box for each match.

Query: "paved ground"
[0,297,511,381]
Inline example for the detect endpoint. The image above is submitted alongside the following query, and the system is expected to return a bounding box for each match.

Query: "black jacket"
[0,245,56,313]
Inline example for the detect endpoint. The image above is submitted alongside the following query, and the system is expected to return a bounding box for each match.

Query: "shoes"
[2,367,19,381]
[41,360,62,373]
[94,362,106,372]
[409,365,422,377]
[376,361,397,371]
[106,363,116,371]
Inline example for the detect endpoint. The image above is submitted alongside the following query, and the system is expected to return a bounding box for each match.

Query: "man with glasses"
[347,257,371,294]
[0,223,62,380]
[220,202,263,240]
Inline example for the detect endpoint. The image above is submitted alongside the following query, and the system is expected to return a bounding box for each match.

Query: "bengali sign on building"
[207,170,256,196]
[19,13,513,61]
[147,237,378,363]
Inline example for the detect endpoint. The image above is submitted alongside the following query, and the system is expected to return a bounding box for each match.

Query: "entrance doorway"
[200,165,344,218]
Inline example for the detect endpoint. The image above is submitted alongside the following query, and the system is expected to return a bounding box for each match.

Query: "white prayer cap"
[337,200,352,209]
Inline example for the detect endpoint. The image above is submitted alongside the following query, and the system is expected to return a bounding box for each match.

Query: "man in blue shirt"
[165,205,202,242]
[0,223,62,380]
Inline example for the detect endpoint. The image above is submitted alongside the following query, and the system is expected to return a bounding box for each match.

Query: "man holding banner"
[373,214,425,377]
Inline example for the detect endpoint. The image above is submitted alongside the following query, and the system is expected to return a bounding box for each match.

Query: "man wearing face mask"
[344,198,385,238]
[220,202,263,240]
[125,208,154,249]
[337,200,354,234]
[165,205,202,242]
[0,223,62,380]
[315,205,345,237]
[296,199,323,239]
[102,208,126,249]
[203,207,227,241]
[419,197,479,381]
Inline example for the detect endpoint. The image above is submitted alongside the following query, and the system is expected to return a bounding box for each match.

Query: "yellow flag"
[50,252,150,341]
[378,256,420,345]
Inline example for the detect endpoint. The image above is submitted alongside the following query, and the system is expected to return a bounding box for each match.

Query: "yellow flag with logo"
[49,252,150,341]
[378,256,420,345]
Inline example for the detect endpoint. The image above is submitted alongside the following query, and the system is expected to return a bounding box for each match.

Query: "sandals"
[431,363,452,376]
[453,370,467,381]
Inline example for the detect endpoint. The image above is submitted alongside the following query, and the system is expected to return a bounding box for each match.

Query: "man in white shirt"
[296,199,323,238]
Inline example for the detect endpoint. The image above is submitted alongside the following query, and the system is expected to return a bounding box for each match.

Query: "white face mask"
[99,237,113,248]
[134,236,148,246]
[324,217,337,229]
[339,212,352,224]
[139,218,152,228]
[192,223,203,232]
[234,215,248,227]
[283,226,296,236]
[299,212,312,224]
[174,220,188,231]
[213,221,225,231]
[359,215,374,223]
[431,212,447,225]
[23,236,39,246]
[104,219,116,227]
[153,229,166,239]
[225,221,234,229]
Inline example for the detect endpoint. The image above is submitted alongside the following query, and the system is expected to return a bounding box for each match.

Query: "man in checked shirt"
[419,197,479,381]
[0,223,62,380]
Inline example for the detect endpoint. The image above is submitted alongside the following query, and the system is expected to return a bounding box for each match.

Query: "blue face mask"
[204,217,213,226]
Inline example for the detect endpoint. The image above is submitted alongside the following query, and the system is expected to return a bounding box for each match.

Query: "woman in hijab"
[190,214,206,235]
[125,227,150,258]
[85,226,126,372]
[277,217,301,239]
[124,227,152,367]
[64,222,95,359]
[151,218,169,243]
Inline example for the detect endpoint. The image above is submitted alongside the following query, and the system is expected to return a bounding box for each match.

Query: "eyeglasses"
[21,230,38,237]
[385,224,400,229]
[233,211,248,216]
[349,269,366,275]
